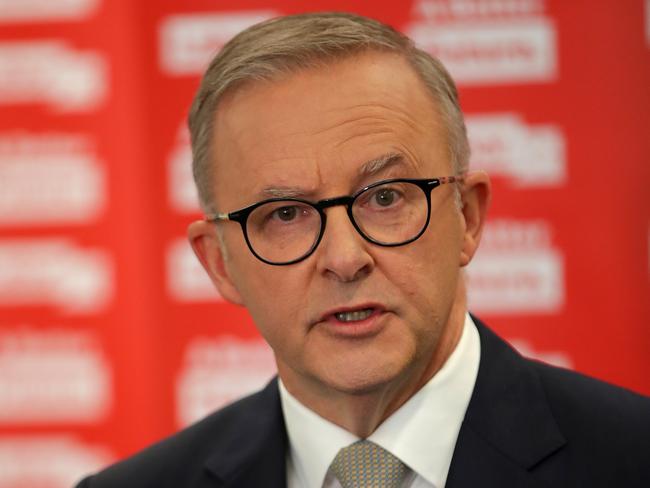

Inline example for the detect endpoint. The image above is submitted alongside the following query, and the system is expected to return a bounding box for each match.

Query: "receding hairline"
[211,47,443,126]
[190,13,414,121]
[189,12,469,213]
[202,45,417,122]
[209,50,453,189]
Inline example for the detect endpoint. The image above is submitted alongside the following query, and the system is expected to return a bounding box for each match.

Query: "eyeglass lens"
[247,201,322,264]
[245,180,429,264]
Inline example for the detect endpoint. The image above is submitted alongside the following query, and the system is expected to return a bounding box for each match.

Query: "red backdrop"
[1,0,649,485]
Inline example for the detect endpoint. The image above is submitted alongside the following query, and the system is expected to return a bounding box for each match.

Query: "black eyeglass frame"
[206,175,464,266]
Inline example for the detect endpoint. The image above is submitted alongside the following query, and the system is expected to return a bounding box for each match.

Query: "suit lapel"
[203,379,288,488]
[198,319,567,487]
[446,318,566,488]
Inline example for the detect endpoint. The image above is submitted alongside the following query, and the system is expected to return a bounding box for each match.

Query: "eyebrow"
[357,152,406,178]
[259,152,408,199]
[261,186,312,199]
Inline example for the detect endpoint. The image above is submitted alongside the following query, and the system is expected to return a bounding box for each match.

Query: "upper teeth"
[335,308,373,322]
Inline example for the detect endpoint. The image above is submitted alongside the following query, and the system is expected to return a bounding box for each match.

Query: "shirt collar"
[279,313,481,488]
[369,313,480,487]
[279,379,357,488]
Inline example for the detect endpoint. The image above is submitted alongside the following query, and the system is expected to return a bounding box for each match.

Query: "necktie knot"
[330,440,408,488]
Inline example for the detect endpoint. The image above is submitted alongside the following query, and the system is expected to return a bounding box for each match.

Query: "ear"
[188,220,244,305]
[459,171,491,267]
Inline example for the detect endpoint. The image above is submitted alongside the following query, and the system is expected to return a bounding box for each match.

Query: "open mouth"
[318,305,387,337]
[334,308,374,323]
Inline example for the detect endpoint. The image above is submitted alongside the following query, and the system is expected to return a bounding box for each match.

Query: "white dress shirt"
[279,313,481,488]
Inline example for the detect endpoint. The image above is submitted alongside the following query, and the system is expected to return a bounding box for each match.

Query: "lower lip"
[320,309,388,338]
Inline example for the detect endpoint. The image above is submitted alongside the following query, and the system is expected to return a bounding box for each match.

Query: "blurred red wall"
[0,0,648,485]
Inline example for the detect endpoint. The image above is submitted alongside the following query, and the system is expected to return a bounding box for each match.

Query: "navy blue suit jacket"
[75,318,650,487]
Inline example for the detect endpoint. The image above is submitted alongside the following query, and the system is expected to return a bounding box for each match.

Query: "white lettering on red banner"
[0,327,111,423]
[166,238,221,302]
[0,240,113,313]
[0,41,107,112]
[413,0,545,21]
[407,0,556,85]
[0,0,99,23]
[408,18,557,85]
[167,124,199,213]
[158,11,278,76]
[0,132,106,225]
[467,219,564,314]
[466,113,566,187]
[0,436,112,488]
[175,335,275,427]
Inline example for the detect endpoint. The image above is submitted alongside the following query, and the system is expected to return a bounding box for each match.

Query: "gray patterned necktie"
[330,440,409,488]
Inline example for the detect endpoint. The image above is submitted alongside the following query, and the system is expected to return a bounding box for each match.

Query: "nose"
[315,206,374,282]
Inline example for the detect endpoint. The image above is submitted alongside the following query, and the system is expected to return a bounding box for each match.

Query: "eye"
[373,188,396,207]
[272,205,300,221]
[249,201,317,233]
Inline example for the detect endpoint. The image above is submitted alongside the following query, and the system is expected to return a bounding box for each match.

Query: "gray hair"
[188,11,470,213]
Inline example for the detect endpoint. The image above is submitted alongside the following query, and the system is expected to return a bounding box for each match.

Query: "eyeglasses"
[206,176,464,266]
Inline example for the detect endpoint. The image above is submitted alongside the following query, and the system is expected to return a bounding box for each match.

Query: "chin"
[319,360,410,397]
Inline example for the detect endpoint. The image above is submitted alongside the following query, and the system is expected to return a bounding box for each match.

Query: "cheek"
[238,281,299,354]
[229,258,309,339]
[387,222,462,308]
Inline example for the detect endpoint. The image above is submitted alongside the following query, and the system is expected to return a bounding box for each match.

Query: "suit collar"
[203,379,288,487]
[199,318,567,487]
[447,317,566,487]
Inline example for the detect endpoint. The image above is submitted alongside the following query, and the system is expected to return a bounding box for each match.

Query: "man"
[76,12,650,488]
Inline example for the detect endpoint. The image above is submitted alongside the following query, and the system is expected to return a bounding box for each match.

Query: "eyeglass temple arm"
[205,212,230,222]
[439,174,465,185]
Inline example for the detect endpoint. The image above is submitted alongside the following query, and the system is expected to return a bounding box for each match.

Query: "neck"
[280,278,468,438]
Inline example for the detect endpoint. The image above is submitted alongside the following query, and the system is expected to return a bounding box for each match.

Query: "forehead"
[211,52,449,205]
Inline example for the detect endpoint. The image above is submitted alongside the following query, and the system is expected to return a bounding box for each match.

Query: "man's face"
[190,52,487,405]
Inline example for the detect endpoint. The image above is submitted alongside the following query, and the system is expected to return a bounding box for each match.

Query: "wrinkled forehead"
[209,52,449,206]
[213,50,446,140]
